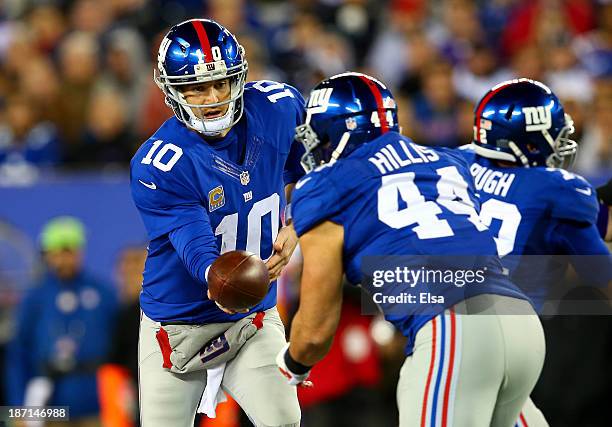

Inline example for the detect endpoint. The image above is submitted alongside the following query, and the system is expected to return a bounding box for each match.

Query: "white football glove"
[275,343,313,387]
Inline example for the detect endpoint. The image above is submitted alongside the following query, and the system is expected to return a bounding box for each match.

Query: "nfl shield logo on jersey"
[208,186,225,211]
[240,171,250,185]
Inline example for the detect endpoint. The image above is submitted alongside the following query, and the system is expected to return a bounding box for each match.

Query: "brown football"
[208,250,270,310]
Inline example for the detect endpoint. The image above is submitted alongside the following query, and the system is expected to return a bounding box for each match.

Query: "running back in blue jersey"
[131,81,305,324]
[459,146,611,309]
[292,132,527,354]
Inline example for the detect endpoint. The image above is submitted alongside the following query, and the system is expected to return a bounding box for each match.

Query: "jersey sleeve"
[130,149,207,241]
[292,168,344,237]
[284,139,306,185]
[548,221,612,286]
[130,148,219,286]
[283,85,306,184]
[169,220,218,286]
[546,169,599,225]
[245,81,306,124]
[456,143,478,165]
[244,81,307,185]
[292,158,371,236]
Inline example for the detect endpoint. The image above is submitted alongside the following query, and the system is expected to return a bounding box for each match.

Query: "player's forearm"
[289,304,339,366]
[289,221,345,366]
[169,221,219,286]
[554,222,612,286]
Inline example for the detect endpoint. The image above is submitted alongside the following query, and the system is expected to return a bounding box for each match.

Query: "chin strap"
[187,102,235,136]
[507,141,530,167]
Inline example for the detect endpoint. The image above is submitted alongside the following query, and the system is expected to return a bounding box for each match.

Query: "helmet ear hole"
[504,104,515,121]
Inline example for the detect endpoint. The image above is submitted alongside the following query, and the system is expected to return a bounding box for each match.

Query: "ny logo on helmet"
[307,88,333,113]
[522,106,552,132]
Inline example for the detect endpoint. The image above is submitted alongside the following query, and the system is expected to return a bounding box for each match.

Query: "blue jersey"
[130,81,305,323]
[292,132,526,354]
[459,146,611,309]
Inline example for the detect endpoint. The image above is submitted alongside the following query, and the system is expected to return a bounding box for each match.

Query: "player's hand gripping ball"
[208,251,270,311]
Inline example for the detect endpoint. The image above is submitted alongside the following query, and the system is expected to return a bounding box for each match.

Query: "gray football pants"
[138,307,300,427]
[397,294,546,427]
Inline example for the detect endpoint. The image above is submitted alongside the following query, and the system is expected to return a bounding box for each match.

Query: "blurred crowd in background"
[0,0,611,426]
[0,0,609,184]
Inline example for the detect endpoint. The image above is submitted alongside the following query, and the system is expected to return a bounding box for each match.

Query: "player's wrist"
[276,343,313,387]
[284,203,293,225]
[284,347,312,375]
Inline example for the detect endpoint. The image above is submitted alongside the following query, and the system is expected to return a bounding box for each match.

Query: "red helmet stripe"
[192,20,213,62]
[357,75,389,133]
[474,82,514,143]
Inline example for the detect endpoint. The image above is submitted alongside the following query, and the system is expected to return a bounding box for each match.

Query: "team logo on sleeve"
[208,186,225,211]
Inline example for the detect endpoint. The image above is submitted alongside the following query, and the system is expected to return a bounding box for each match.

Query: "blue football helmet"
[155,19,248,136]
[472,78,577,168]
[295,72,399,172]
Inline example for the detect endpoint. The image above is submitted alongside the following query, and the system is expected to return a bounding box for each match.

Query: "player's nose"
[201,87,219,104]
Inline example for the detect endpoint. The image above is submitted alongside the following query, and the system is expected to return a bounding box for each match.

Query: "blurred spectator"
[26,4,67,55]
[509,45,545,82]
[457,97,476,145]
[572,1,612,78]
[394,93,417,137]
[206,0,247,32]
[276,11,353,93]
[3,216,117,426]
[545,41,593,103]
[18,56,64,126]
[501,0,595,58]
[432,0,486,64]
[397,31,441,97]
[56,31,101,160]
[81,88,136,166]
[108,0,160,40]
[575,80,612,174]
[98,28,148,133]
[110,245,146,377]
[452,42,512,102]
[1,23,36,82]
[239,32,286,82]
[70,0,113,35]
[0,93,62,185]
[98,245,146,427]
[137,78,172,140]
[137,29,173,139]
[366,1,427,88]
[409,61,467,147]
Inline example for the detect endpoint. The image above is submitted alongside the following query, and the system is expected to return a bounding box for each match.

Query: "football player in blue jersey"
[457,78,612,427]
[460,78,611,309]
[276,72,545,427]
[130,19,303,427]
